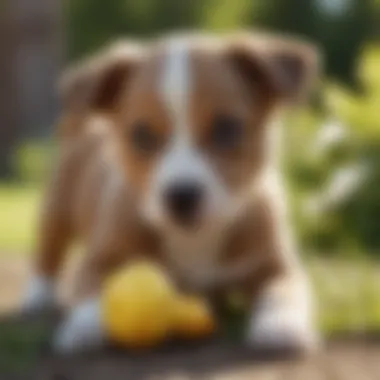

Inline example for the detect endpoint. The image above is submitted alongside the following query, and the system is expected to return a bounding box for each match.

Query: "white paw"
[22,275,55,312]
[247,300,319,352]
[54,298,105,353]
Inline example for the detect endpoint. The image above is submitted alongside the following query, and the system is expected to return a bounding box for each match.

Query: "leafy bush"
[286,46,380,257]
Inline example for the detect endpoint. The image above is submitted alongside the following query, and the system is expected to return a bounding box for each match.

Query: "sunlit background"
[1,0,380,333]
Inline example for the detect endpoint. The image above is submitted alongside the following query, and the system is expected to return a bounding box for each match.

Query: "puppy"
[22,32,320,353]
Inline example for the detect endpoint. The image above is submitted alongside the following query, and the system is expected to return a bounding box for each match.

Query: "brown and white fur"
[22,32,320,353]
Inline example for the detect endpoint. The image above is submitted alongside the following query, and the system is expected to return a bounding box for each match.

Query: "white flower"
[313,118,348,156]
[323,162,370,208]
[303,162,370,217]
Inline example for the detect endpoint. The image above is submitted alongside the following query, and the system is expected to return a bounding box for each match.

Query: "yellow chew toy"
[172,294,215,338]
[101,262,215,348]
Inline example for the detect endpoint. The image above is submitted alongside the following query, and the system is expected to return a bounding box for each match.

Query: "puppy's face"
[117,40,270,231]
[62,34,318,233]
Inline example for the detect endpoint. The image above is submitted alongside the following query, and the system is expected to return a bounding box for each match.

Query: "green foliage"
[200,0,253,31]
[64,0,377,89]
[65,0,199,60]
[285,46,380,256]
[249,0,375,89]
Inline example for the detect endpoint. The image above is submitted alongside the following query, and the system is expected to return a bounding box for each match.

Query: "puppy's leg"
[247,270,319,352]
[22,149,76,312]
[53,174,159,353]
[239,190,319,352]
[53,205,155,353]
[53,244,126,353]
[55,242,160,353]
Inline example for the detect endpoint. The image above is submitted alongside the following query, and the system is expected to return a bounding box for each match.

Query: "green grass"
[309,258,380,333]
[0,140,51,253]
[0,184,40,253]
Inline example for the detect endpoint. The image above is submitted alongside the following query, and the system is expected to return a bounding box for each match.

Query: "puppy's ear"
[226,34,320,104]
[59,41,144,114]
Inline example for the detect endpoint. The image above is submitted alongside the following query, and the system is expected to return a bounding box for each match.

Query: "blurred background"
[0,0,380,331]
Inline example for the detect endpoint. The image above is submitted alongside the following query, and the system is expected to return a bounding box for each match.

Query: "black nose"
[164,182,204,226]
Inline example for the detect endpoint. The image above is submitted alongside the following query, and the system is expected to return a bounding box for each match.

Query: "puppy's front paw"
[247,301,319,353]
[54,298,105,353]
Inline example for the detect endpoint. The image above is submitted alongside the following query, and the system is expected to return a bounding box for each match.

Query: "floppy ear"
[225,33,320,104]
[59,41,145,114]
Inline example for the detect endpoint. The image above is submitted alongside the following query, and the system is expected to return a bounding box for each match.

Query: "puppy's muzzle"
[163,181,204,227]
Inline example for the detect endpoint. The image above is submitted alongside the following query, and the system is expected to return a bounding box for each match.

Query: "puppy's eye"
[210,115,243,151]
[130,122,160,154]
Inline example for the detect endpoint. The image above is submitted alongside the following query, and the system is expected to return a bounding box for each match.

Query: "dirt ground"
[1,256,380,380]
[6,328,380,380]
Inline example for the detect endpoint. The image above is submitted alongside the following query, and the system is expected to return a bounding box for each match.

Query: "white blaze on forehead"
[155,38,203,186]
[143,37,239,233]
[161,39,191,136]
